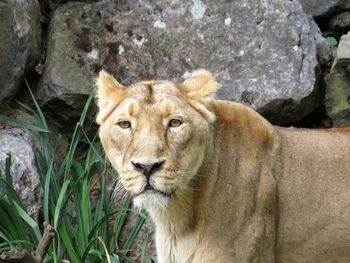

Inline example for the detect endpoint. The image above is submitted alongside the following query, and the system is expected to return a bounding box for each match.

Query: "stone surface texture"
[300,0,350,17]
[0,0,41,105]
[37,0,328,126]
[325,31,350,127]
[0,112,42,217]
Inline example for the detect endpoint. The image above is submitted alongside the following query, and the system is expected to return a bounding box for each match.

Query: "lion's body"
[96,70,350,263]
[275,127,350,263]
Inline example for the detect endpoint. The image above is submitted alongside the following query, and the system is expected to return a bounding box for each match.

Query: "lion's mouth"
[135,184,177,198]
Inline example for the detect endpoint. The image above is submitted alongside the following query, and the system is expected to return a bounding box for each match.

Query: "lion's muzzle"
[131,160,165,182]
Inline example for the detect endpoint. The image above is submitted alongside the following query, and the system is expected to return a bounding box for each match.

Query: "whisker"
[113,180,127,200]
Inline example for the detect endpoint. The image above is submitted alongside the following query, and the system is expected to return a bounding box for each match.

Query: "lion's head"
[96,70,218,210]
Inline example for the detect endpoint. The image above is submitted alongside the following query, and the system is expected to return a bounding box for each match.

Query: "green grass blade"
[114,196,132,242]
[25,79,49,130]
[70,183,87,256]
[81,236,110,263]
[15,100,35,114]
[0,200,22,241]
[80,129,103,161]
[92,177,105,228]
[0,239,36,250]
[58,226,80,263]
[110,254,121,263]
[0,178,24,212]
[42,136,61,223]
[64,93,94,180]
[81,178,91,240]
[63,127,82,180]
[122,216,146,254]
[54,180,70,228]
[80,238,97,262]
[43,156,55,222]
[13,202,41,243]
[140,234,149,263]
[79,92,94,125]
[88,210,127,241]
[0,114,50,133]
[0,230,11,248]
[4,154,13,187]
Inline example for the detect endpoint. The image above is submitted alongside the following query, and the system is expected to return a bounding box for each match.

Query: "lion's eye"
[169,118,183,128]
[117,121,131,129]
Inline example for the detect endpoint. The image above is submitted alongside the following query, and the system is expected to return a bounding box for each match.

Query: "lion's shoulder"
[209,100,276,151]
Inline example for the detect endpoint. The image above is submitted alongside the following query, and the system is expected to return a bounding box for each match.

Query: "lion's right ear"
[96,70,126,124]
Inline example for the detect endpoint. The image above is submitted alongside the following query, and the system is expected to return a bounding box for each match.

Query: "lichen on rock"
[325,31,350,127]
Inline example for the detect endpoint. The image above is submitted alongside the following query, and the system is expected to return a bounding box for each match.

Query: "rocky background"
[0,0,350,260]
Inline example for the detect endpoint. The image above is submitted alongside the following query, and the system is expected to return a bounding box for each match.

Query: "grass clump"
[0,85,153,262]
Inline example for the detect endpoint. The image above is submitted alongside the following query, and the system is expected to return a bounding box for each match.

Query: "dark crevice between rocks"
[14,68,42,106]
[286,67,333,129]
[314,9,350,40]
[315,17,345,40]
[292,105,332,128]
[264,97,332,129]
[41,98,98,135]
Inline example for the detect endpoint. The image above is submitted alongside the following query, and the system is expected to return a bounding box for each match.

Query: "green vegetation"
[326,36,338,58]
[0,85,153,262]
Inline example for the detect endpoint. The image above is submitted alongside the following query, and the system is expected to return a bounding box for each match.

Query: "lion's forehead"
[114,84,188,118]
[129,80,184,98]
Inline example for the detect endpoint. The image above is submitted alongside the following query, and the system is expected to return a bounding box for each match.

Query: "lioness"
[96,69,350,263]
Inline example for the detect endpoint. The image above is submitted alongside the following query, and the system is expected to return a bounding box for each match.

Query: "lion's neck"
[147,137,217,262]
[148,187,197,233]
[146,185,202,263]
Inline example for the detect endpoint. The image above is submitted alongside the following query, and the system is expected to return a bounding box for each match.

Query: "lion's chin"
[133,190,171,211]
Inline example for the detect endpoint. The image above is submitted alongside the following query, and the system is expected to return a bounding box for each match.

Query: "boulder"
[325,31,350,127]
[0,112,42,218]
[0,0,41,106]
[329,11,350,33]
[37,0,328,126]
[299,0,350,18]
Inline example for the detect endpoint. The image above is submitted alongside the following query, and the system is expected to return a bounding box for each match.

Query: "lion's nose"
[131,160,165,178]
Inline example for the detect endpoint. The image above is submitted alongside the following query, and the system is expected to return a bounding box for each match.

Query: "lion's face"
[96,70,217,210]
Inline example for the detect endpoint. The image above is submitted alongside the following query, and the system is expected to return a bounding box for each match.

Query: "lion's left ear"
[180,69,218,101]
[179,69,218,123]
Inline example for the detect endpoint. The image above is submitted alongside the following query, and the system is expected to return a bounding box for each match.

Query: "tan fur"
[96,70,350,263]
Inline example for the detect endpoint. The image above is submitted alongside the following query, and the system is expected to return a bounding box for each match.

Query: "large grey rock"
[0,0,41,105]
[0,112,41,218]
[37,0,328,126]
[325,32,350,127]
[300,0,350,18]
